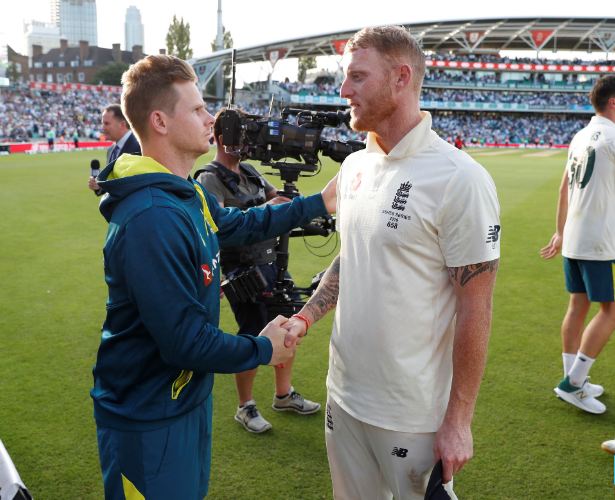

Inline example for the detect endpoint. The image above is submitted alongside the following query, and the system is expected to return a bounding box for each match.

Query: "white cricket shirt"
[562,115,615,261]
[327,111,500,432]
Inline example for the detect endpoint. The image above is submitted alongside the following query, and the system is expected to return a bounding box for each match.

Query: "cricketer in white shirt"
[284,26,500,500]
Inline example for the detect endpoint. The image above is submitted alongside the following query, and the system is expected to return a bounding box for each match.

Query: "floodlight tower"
[215,0,224,100]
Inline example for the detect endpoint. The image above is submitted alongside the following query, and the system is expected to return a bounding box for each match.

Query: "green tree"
[206,27,233,97]
[298,56,317,83]
[92,62,129,85]
[166,15,193,60]
[6,62,20,83]
[210,26,233,52]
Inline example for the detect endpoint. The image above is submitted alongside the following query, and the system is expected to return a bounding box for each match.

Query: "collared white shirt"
[563,115,615,260]
[327,111,500,432]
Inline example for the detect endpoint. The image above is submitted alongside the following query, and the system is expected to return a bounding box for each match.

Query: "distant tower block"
[51,0,98,46]
[125,6,144,51]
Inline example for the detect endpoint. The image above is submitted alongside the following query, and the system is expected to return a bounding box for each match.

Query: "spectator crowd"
[279,80,339,96]
[433,111,586,145]
[0,73,592,148]
[0,84,121,143]
[421,88,589,107]
[280,75,596,95]
[428,53,615,66]
[424,70,595,88]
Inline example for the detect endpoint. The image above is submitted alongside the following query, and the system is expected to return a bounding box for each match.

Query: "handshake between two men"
[253,174,338,366]
[257,314,313,366]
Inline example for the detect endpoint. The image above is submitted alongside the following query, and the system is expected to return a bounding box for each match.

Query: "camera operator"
[196,108,321,434]
[87,104,141,195]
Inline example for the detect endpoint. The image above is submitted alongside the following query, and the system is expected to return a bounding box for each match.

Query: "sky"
[1,0,613,84]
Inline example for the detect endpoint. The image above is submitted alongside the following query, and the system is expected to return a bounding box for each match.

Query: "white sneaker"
[554,376,606,414]
[272,387,321,415]
[601,439,615,454]
[555,378,604,398]
[234,400,272,433]
[585,379,604,398]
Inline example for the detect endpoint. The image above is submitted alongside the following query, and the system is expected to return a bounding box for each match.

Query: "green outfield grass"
[1,147,615,499]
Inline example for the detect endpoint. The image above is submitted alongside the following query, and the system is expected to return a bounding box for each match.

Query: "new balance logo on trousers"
[326,404,334,431]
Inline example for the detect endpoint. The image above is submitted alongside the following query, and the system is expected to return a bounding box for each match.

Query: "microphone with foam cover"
[90,159,100,177]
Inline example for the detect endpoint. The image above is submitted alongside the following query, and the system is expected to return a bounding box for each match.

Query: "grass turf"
[1,148,615,499]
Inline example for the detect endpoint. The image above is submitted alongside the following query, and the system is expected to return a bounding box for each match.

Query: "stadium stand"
[0,83,120,143]
[0,83,272,145]
[274,50,610,146]
[4,17,615,150]
[190,17,615,148]
[0,67,592,148]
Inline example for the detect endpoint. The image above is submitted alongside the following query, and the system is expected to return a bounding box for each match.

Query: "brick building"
[25,39,145,85]
[6,46,30,83]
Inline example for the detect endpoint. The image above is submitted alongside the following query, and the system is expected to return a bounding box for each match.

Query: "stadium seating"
[1,53,606,147]
[0,84,118,143]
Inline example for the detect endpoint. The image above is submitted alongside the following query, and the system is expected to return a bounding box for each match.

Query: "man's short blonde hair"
[121,55,197,141]
[346,26,426,91]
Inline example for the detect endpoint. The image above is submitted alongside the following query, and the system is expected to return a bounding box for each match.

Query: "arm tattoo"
[304,255,340,322]
[448,259,499,287]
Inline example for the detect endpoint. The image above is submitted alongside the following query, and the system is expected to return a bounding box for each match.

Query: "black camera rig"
[218,106,365,173]
[218,105,364,319]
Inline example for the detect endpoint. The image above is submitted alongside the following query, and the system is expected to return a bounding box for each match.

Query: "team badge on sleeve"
[201,264,213,286]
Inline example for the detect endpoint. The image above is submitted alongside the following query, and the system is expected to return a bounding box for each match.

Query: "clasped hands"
[257,314,309,366]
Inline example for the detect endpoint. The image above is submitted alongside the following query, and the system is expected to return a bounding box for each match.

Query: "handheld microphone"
[90,159,100,177]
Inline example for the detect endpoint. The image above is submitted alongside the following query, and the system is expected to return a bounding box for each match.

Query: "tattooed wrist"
[303,255,340,321]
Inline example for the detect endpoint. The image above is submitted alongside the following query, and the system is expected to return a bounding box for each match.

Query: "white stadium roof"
[196,17,615,65]
[193,17,615,89]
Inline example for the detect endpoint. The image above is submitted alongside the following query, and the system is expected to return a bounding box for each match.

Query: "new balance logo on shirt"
[391,447,408,458]
[486,225,501,247]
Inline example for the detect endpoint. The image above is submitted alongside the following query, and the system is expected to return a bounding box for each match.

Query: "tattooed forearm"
[303,254,340,322]
[448,259,499,287]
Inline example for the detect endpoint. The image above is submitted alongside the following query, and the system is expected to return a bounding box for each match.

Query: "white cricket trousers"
[325,396,436,500]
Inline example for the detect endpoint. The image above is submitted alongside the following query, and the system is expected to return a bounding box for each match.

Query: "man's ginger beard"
[350,69,397,133]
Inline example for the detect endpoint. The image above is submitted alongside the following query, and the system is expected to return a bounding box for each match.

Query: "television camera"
[218,106,365,318]
[218,107,364,174]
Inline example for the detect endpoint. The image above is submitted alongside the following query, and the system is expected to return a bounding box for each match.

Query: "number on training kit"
[569,146,596,189]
